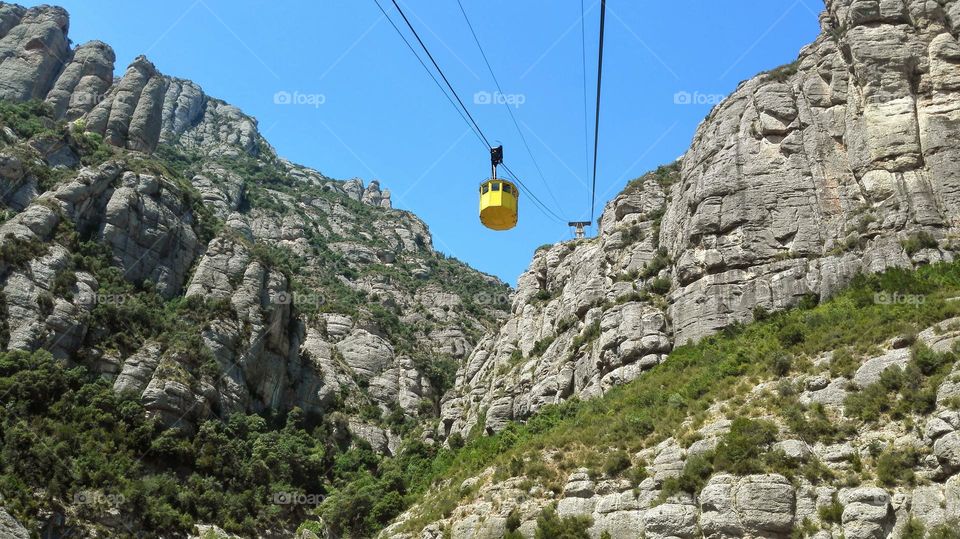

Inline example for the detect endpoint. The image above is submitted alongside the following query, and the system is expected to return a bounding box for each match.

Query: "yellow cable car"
[479,145,518,231]
[479,178,519,231]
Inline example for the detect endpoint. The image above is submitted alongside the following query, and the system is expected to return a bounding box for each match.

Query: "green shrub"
[0,99,54,138]
[791,517,819,539]
[51,269,77,299]
[533,289,553,303]
[781,401,848,444]
[640,248,670,279]
[753,305,771,322]
[766,60,800,82]
[0,235,48,269]
[818,493,843,524]
[625,463,648,486]
[413,355,459,396]
[571,321,601,351]
[845,344,956,422]
[777,322,806,347]
[506,509,521,532]
[647,276,672,295]
[829,347,859,378]
[448,432,465,450]
[677,453,714,495]
[902,231,938,256]
[622,224,644,244]
[875,445,920,486]
[929,522,960,539]
[902,517,926,539]
[534,505,591,539]
[844,381,894,423]
[713,418,778,475]
[772,353,793,376]
[601,451,631,477]
[531,336,555,357]
[913,344,953,376]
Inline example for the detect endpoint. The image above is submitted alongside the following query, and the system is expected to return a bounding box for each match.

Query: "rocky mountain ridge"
[0,1,509,457]
[3,1,960,538]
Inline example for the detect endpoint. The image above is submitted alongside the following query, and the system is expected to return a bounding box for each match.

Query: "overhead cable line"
[579,0,590,203]
[388,0,491,148]
[454,0,566,218]
[372,0,487,149]
[382,0,568,224]
[501,163,567,224]
[588,0,607,225]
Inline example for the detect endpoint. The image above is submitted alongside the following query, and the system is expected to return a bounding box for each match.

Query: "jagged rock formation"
[5,0,960,537]
[439,0,960,442]
[663,0,960,345]
[0,3,507,451]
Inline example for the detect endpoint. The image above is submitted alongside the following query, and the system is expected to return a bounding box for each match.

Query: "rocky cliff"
[0,2,508,456]
[438,0,960,442]
[368,0,960,537]
[5,0,960,537]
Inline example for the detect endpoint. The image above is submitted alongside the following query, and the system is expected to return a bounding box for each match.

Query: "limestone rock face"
[439,0,960,441]
[440,177,672,439]
[662,0,960,343]
[0,3,509,444]
[393,311,960,538]
[0,506,28,539]
[101,171,201,298]
[45,40,115,120]
[85,55,168,152]
[0,5,68,101]
[0,1,271,159]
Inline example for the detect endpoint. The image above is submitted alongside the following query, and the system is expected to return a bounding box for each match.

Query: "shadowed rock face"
[438,0,960,441]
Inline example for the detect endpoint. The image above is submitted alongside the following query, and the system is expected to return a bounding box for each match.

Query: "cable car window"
[482,184,489,194]
[504,184,513,195]
[492,183,500,191]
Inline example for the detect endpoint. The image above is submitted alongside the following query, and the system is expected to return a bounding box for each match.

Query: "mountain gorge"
[2,0,960,538]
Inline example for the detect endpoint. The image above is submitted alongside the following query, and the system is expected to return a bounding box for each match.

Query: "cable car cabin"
[479,179,519,231]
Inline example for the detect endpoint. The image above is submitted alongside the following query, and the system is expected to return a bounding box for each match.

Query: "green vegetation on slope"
[0,99,56,139]
[0,349,332,535]
[0,100,512,536]
[344,261,960,535]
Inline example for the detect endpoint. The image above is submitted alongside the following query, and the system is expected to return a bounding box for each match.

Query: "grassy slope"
[379,261,960,534]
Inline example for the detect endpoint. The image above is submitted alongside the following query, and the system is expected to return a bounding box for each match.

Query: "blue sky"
[30,0,822,285]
